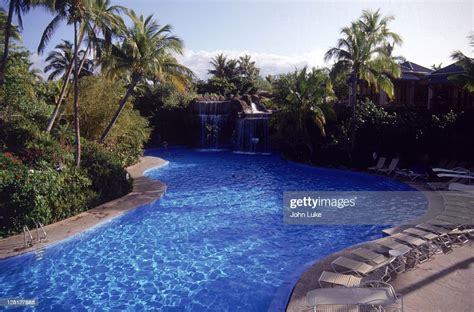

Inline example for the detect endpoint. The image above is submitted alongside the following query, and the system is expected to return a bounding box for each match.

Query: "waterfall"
[234,116,270,154]
[196,101,229,149]
[191,98,272,152]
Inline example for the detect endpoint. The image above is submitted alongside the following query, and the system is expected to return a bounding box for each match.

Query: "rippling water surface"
[0,148,426,311]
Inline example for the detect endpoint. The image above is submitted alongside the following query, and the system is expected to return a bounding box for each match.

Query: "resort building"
[354,61,474,110]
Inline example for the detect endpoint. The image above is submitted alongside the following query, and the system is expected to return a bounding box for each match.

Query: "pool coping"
[0,156,168,260]
[283,178,449,312]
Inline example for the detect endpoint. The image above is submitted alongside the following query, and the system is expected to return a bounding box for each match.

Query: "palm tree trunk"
[77,41,91,76]
[46,34,89,132]
[73,20,81,167]
[99,78,138,144]
[46,62,74,132]
[0,1,15,86]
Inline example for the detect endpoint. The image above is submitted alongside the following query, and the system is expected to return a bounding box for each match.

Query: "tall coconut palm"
[0,0,38,85]
[98,10,193,143]
[38,0,89,167]
[43,0,125,133]
[208,53,228,78]
[324,9,402,154]
[43,40,75,80]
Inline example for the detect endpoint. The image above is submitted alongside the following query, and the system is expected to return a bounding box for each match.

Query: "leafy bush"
[0,152,96,236]
[81,142,132,203]
[0,50,52,126]
[64,75,151,165]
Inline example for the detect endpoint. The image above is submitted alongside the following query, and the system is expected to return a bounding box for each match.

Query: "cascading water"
[191,97,272,152]
[234,116,270,154]
[196,101,229,149]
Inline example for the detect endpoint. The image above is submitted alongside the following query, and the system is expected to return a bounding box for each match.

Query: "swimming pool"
[0,149,426,311]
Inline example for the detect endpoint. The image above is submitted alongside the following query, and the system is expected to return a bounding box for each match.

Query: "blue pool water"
[0,149,426,311]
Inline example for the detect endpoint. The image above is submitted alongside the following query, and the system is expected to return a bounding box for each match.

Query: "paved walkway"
[0,156,167,259]
[286,183,474,312]
[390,243,473,312]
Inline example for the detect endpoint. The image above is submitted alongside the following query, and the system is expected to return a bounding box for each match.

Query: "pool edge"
[0,156,169,260]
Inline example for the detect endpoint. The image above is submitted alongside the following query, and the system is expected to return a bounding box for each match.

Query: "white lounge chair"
[449,182,474,192]
[394,169,428,181]
[331,256,393,281]
[403,228,451,252]
[368,157,386,171]
[377,158,399,175]
[391,233,436,260]
[437,173,474,180]
[351,248,387,265]
[318,271,362,288]
[306,282,403,312]
[433,168,472,175]
[375,238,417,269]
[418,223,470,246]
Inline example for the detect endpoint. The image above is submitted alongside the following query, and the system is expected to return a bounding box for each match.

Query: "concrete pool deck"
[0,156,168,260]
[286,182,474,312]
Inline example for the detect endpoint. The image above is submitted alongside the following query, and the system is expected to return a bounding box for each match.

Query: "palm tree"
[447,34,474,92]
[44,39,93,80]
[43,40,75,80]
[98,10,193,143]
[449,51,474,92]
[283,67,335,138]
[38,0,89,167]
[208,53,228,78]
[76,0,125,78]
[325,11,401,110]
[0,8,21,48]
[324,9,401,153]
[43,0,124,133]
[0,0,37,85]
[237,54,259,81]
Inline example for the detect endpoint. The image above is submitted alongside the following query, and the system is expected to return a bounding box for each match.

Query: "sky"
[6,0,474,79]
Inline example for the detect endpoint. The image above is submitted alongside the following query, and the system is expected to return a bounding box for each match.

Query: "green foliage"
[254,77,272,92]
[270,67,336,137]
[354,99,396,130]
[325,9,402,100]
[200,54,262,95]
[0,152,96,236]
[0,60,135,238]
[197,76,238,96]
[0,118,132,237]
[81,142,132,203]
[431,110,458,129]
[0,49,52,125]
[449,50,474,92]
[64,75,151,165]
[135,81,196,116]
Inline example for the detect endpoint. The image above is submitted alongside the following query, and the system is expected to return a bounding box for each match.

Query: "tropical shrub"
[352,99,397,165]
[0,50,52,125]
[81,142,132,203]
[64,75,151,165]
[0,152,96,236]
